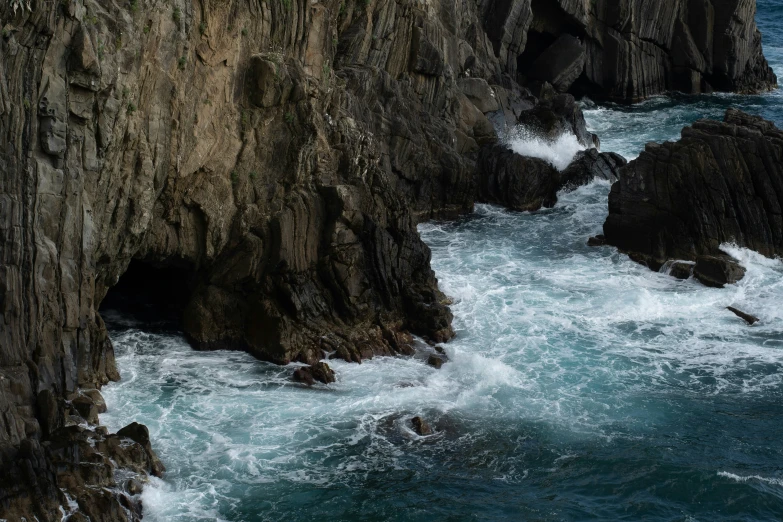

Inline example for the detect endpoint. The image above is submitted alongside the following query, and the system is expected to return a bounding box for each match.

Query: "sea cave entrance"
[99,259,195,329]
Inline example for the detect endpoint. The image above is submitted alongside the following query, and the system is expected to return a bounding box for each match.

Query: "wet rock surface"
[293,362,336,386]
[694,256,747,288]
[411,416,433,436]
[727,307,760,325]
[605,109,783,271]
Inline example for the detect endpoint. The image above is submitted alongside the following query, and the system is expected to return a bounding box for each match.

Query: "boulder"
[427,355,445,369]
[116,422,166,477]
[476,144,560,212]
[516,83,598,147]
[292,362,336,385]
[693,256,746,288]
[587,235,607,247]
[604,110,783,270]
[458,78,500,113]
[559,148,627,189]
[70,395,99,425]
[411,416,433,436]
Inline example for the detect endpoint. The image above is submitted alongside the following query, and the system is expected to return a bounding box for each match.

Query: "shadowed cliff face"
[0,0,776,519]
[604,109,783,268]
[500,0,778,101]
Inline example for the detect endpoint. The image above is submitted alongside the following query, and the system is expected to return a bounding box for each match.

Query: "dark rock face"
[510,0,777,101]
[664,261,696,280]
[694,256,747,288]
[516,83,598,147]
[477,144,625,212]
[427,355,446,369]
[0,423,159,522]
[477,144,560,211]
[604,109,783,269]
[560,149,627,189]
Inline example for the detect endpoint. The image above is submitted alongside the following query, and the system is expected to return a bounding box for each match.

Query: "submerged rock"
[411,416,433,436]
[604,110,783,272]
[587,235,607,247]
[727,307,760,325]
[427,355,446,369]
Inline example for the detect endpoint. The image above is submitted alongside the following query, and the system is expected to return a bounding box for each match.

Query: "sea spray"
[504,127,585,171]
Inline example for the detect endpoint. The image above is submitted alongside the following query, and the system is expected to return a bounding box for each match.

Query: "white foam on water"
[504,127,584,171]
[718,471,783,488]
[101,177,783,520]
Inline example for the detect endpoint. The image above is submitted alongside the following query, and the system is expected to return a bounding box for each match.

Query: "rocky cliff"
[604,109,783,270]
[505,0,777,100]
[0,0,775,519]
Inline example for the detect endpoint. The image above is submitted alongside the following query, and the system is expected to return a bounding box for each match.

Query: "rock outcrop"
[477,144,624,212]
[512,0,777,101]
[0,0,775,517]
[604,109,783,271]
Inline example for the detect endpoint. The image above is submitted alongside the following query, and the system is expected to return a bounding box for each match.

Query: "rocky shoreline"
[603,109,783,284]
[0,0,777,519]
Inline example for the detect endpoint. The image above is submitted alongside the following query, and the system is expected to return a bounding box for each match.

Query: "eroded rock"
[605,110,783,271]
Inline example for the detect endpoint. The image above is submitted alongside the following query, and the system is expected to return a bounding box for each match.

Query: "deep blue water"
[101,4,783,521]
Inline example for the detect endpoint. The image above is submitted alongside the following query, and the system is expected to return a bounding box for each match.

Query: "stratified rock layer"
[604,109,783,269]
[510,0,777,101]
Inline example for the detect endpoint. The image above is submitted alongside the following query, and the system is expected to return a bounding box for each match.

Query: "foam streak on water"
[102,180,783,521]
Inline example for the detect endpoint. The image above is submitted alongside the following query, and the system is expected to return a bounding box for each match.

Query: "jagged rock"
[70,395,99,425]
[477,143,560,212]
[727,307,760,325]
[517,83,598,147]
[411,416,433,436]
[125,478,143,496]
[293,362,336,385]
[116,423,165,477]
[605,110,783,271]
[528,34,586,93]
[458,77,500,113]
[80,389,107,414]
[694,256,747,288]
[559,149,627,189]
[293,368,316,386]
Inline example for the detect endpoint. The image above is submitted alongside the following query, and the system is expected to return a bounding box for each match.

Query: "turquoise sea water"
[101,4,783,520]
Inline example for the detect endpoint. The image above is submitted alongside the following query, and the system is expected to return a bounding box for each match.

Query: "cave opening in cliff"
[517,0,587,85]
[99,259,195,328]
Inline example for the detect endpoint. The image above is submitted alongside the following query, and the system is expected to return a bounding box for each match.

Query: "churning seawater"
[102,4,783,520]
